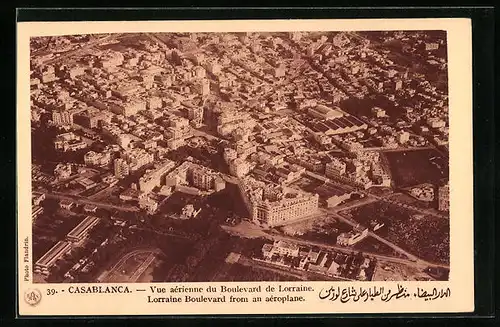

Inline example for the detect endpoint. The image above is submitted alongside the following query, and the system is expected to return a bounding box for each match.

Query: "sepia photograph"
[17,18,474,316]
[29,29,450,284]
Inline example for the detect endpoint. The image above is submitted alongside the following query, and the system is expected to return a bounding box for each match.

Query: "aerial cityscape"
[29,30,450,284]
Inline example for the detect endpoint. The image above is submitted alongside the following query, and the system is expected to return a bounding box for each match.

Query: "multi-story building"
[427,117,446,129]
[193,66,206,78]
[124,98,147,117]
[138,160,176,193]
[262,240,300,259]
[193,79,210,96]
[223,148,238,163]
[53,163,72,180]
[229,158,253,177]
[147,96,162,110]
[287,156,324,173]
[397,131,410,144]
[165,126,190,139]
[84,151,112,168]
[166,138,184,150]
[52,110,74,126]
[169,116,190,128]
[74,110,110,129]
[108,98,146,117]
[187,106,204,128]
[113,158,130,179]
[53,132,88,152]
[438,182,450,211]
[98,51,124,68]
[370,164,391,187]
[122,148,154,172]
[425,42,440,51]
[325,158,347,177]
[142,108,162,120]
[138,195,159,214]
[185,164,226,192]
[252,193,319,227]
[245,179,319,227]
[38,65,57,83]
[371,106,386,118]
[190,166,213,191]
[204,61,221,74]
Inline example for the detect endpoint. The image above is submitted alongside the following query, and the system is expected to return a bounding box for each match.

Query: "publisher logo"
[24,289,42,306]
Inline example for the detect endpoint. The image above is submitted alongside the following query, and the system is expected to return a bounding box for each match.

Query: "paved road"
[304,170,356,191]
[34,191,139,212]
[237,255,309,281]
[129,225,193,241]
[330,196,378,212]
[362,146,435,152]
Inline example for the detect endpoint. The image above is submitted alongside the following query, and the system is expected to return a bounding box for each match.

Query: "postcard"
[17,18,473,315]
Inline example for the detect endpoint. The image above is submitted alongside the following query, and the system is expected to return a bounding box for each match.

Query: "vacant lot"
[385,149,448,188]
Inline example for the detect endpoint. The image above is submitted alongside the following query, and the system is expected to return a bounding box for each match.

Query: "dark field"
[385,149,448,188]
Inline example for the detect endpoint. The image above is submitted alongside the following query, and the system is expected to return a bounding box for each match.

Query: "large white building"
[138,160,176,193]
[242,178,319,227]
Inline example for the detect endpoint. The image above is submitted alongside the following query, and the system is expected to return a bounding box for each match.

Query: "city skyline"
[30,30,450,284]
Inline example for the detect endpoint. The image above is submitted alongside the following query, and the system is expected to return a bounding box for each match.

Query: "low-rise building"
[59,199,76,210]
[34,241,72,275]
[336,227,369,246]
[66,216,100,243]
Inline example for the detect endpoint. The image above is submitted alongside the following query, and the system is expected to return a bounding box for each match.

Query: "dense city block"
[30,31,449,283]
